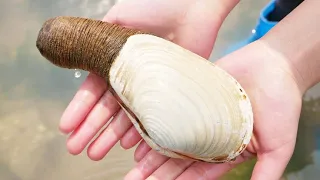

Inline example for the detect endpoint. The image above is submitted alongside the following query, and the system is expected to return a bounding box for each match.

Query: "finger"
[87,110,133,161]
[124,150,169,180]
[134,140,152,162]
[60,73,107,134]
[251,146,293,180]
[66,90,120,155]
[176,150,253,180]
[120,126,142,149]
[147,159,194,180]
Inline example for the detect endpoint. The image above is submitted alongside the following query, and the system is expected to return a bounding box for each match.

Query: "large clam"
[36,16,253,163]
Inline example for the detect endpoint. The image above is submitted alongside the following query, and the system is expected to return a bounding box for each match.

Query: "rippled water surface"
[1,0,319,179]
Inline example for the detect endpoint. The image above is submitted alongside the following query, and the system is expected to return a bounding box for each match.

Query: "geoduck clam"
[36,16,254,163]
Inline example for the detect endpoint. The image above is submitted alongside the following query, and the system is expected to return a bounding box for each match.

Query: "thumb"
[251,145,294,180]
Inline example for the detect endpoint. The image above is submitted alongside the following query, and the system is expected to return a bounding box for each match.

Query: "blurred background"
[0,0,319,179]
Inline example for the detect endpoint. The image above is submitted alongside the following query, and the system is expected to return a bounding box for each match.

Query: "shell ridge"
[108,34,254,163]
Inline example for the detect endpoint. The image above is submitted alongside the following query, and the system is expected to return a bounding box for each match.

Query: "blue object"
[225,0,278,54]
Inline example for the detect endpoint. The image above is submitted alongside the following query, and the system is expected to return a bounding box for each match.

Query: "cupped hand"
[59,0,222,160]
[59,1,303,180]
[121,41,302,180]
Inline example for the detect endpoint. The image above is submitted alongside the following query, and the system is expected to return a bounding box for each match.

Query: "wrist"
[258,39,320,96]
[256,39,307,95]
[258,36,320,95]
[284,49,320,94]
[258,0,320,94]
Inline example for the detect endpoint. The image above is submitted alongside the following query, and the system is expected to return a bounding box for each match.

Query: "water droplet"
[74,69,81,78]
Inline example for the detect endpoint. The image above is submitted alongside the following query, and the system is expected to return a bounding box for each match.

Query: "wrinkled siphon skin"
[36,16,146,83]
[36,16,151,154]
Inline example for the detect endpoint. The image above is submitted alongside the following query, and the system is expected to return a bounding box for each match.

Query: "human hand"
[59,0,229,161]
[118,1,320,179]
[57,0,319,179]
[121,40,303,180]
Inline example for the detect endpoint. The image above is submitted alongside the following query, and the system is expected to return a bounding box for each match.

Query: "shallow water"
[0,0,319,179]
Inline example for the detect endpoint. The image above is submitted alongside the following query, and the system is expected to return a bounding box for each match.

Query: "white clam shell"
[109,34,253,163]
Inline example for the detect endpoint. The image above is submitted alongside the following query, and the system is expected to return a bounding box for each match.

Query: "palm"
[213,42,302,179]
[59,1,302,180]
[121,42,302,180]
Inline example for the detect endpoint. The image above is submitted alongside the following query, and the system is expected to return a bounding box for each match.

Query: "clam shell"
[109,34,253,163]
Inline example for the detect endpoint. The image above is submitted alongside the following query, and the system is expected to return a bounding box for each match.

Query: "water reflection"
[0,0,319,179]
